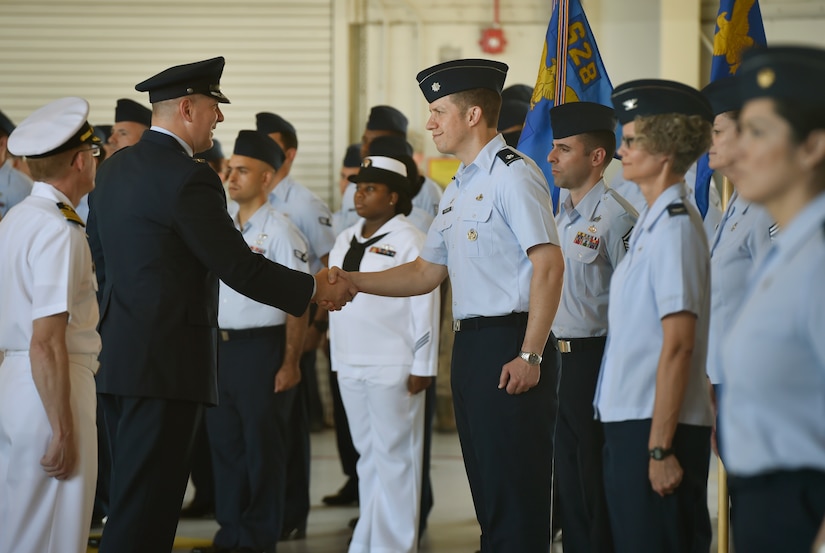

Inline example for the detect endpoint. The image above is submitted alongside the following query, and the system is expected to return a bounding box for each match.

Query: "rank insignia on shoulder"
[318,216,332,227]
[56,202,85,227]
[497,148,522,165]
[369,244,396,257]
[666,203,688,216]
[770,222,779,241]
[294,249,308,263]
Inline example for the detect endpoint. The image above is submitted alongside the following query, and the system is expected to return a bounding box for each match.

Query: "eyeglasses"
[621,136,639,148]
[69,144,101,166]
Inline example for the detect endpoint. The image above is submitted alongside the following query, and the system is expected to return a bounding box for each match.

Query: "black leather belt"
[452,312,528,332]
[556,336,607,354]
[219,325,285,342]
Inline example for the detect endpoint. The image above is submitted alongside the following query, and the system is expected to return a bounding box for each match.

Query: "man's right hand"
[313,267,357,310]
[41,430,77,480]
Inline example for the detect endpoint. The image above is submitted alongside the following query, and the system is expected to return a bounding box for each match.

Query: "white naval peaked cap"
[8,96,101,158]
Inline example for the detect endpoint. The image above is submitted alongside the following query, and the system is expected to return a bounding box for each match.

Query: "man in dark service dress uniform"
[86,56,350,553]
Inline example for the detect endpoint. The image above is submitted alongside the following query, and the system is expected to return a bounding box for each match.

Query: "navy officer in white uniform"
[719,45,825,553]
[197,130,311,553]
[0,97,102,553]
[547,101,636,553]
[594,80,715,553]
[329,58,564,553]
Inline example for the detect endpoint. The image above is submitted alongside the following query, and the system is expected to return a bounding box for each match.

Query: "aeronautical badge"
[294,249,308,263]
[319,216,332,227]
[622,227,633,252]
[666,203,689,216]
[56,202,85,227]
[496,149,522,166]
[369,244,396,257]
[467,229,478,241]
[573,231,599,250]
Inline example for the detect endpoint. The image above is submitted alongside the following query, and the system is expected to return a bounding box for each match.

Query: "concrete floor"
[88,429,726,553]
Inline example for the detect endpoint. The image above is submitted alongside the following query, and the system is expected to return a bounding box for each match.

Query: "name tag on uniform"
[442,206,453,215]
[573,231,600,250]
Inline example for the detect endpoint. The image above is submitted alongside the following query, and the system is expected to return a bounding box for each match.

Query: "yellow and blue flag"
[517,0,615,213]
[695,0,767,216]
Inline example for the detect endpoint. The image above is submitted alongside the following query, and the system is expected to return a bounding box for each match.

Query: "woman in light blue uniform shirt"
[700,76,774,460]
[594,80,715,553]
[719,45,825,553]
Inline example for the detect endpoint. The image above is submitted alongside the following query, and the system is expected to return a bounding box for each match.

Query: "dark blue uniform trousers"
[555,339,614,553]
[603,420,711,553]
[281,348,313,535]
[207,326,294,551]
[729,469,825,553]
[451,320,559,553]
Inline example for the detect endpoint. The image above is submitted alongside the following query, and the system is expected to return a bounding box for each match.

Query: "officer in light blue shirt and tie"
[594,79,715,553]
[548,101,636,553]
[719,45,825,553]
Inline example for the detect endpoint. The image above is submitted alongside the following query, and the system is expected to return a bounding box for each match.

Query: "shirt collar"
[150,125,194,157]
[269,174,293,203]
[31,181,74,207]
[234,202,271,232]
[561,179,606,223]
[454,134,507,186]
[771,191,825,256]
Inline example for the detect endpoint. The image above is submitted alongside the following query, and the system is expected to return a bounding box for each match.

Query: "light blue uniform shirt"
[414,177,443,217]
[0,159,33,218]
[218,204,310,329]
[420,134,559,320]
[720,192,825,476]
[594,183,713,426]
[268,175,334,273]
[706,192,774,384]
[552,180,636,339]
[332,182,359,237]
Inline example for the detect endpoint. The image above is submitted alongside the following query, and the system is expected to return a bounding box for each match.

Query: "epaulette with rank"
[666,203,689,216]
[497,148,522,166]
[56,201,85,227]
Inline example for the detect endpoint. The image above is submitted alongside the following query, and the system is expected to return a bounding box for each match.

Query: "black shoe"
[322,480,358,506]
[180,500,215,519]
[279,526,307,541]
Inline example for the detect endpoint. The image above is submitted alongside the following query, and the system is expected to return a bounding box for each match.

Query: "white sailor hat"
[7,96,101,159]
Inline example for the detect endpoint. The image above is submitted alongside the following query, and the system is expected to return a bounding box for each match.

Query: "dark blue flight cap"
[233,130,284,170]
[502,84,533,104]
[737,45,825,106]
[701,77,741,116]
[115,98,152,126]
[135,56,230,104]
[0,109,15,136]
[550,102,616,139]
[611,79,713,125]
[343,143,362,168]
[366,106,408,135]
[497,99,529,131]
[367,135,414,157]
[93,124,112,144]
[256,112,296,137]
[197,138,224,162]
[417,58,508,103]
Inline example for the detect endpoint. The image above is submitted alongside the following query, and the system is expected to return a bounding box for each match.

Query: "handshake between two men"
[312,267,359,311]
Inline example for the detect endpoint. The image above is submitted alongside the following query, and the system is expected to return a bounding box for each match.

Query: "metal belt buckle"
[558,340,572,354]
[220,330,230,342]
[452,319,461,332]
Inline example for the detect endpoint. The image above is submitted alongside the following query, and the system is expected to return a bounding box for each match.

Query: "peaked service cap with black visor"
[416,59,508,103]
[611,79,713,125]
[135,56,230,104]
[7,96,102,159]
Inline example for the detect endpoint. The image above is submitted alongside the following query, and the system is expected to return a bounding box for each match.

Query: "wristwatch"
[649,446,675,461]
[519,351,542,365]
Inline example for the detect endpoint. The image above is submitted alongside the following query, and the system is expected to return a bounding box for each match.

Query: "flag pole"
[717,174,733,553]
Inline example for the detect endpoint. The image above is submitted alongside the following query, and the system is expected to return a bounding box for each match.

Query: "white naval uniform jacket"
[329,215,439,377]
